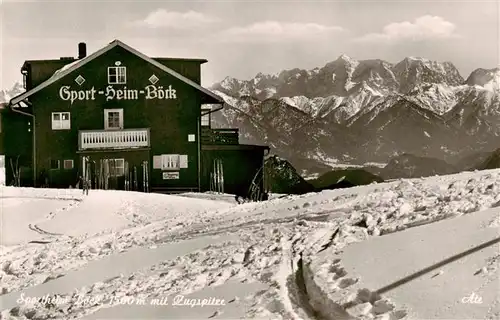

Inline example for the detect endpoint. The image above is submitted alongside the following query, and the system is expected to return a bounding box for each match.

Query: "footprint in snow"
[337,277,359,289]
[355,288,382,305]
[228,296,239,303]
[208,310,222,318]
[431,270,444,278]
[474,267,488,276]
[243,245,258,265]
[331,265,347,279]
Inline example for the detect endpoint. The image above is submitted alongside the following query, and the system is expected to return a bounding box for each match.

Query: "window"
[201,107,211,127]
[188,134,195,142]
[108,66,126,84]
[201,114,210,126]
[52,112,71,130]
[161,154,180,170]
[109,159,125,177]
[107,112,120,129]
[63,160,74,169]
[104,109,123,130]
[50,159,60,170]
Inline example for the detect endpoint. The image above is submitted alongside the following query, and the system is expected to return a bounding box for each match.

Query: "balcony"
[79,128,150,150]
[201,128,239,145]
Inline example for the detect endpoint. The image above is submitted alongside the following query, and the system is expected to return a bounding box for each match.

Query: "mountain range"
[2,56,499,178]
[209,55,500,175]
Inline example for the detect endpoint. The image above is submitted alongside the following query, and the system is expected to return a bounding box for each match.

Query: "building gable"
[46,47,206,114]
[9,40,223,106]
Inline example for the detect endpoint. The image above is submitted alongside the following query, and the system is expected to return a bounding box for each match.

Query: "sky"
[1,0,499,89]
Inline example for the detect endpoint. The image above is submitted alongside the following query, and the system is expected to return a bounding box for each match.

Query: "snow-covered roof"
[9,39,223,106]
[50,60,81,79]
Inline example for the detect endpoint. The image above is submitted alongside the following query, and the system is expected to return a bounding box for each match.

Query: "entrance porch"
[78,149,150,192]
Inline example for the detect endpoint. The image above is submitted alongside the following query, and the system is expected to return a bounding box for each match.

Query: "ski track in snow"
[1,169,500,319]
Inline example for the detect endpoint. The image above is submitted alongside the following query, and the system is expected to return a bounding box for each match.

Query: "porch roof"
[201,144,270,152]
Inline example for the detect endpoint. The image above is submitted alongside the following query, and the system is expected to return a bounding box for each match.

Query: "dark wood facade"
[201,144,268,197]
[3,40,269,198]
[0,105,33,186]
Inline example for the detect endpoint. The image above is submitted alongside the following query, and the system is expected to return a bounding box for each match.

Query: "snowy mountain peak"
[337,54,354,62]
[405,56,430,63]
[393,57,464,93]
[221,76,236,85]
[253,72,278,84]
[254,72,266,81]
[0,82,25,104]
[333,54,359,69]
[466,68,500,91]
[399,56,456,70]
[219,76,243,91]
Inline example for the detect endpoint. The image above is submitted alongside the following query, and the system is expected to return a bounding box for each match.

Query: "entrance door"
[80,152,149,192]
[98,158,125,190]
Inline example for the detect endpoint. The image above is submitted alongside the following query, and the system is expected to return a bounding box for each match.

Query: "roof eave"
[152,57,208,64]
[9,92,29,106]
[202,94,224,104]
[21,61,30,72]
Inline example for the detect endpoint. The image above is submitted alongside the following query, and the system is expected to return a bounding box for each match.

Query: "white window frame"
[104,109,123,130]
[52,112,71,130]
[161,154,180,170]
[109,158,125,177]
[108,66,127,84]
[63,159,74,170]
[201,114,210,127]
[201,107,211,127]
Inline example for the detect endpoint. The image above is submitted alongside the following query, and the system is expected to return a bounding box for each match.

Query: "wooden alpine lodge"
[0,40,269,200]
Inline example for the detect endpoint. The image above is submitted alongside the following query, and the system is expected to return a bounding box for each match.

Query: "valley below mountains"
[209,55,500,176]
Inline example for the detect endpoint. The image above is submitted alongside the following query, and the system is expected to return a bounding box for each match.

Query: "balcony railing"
[79,128,150,150]
[201,128,239,145]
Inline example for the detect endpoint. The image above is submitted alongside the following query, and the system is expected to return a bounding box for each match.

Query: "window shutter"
[179,155,188,168]
[153,156,162,169]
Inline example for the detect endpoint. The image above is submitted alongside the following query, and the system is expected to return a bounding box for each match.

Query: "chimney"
[78,42,87,59]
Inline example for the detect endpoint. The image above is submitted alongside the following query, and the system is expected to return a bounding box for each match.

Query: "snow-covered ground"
[316,208,499,319]
[1,169,500,319]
